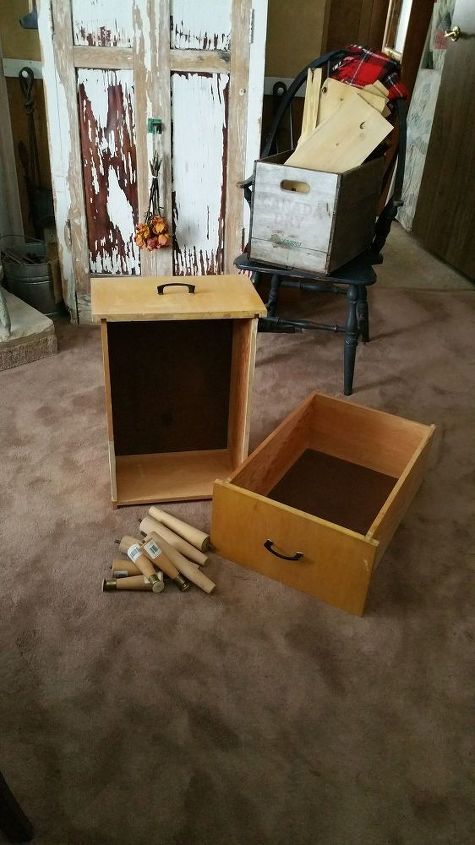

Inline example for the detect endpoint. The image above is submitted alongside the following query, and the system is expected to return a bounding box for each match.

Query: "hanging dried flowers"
[134,152,172,251]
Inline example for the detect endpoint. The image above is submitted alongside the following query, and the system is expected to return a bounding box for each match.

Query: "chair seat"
[234,251,378,286]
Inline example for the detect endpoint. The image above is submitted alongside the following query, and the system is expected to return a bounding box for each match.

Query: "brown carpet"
[1,287,474,845]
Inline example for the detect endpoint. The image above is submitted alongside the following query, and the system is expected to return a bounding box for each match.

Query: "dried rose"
[146,236,159,251]
[158,233,171,247]
[153,219,168,235]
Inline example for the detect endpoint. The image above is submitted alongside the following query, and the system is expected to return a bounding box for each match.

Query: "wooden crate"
[91,275,266,506]
[249,153,385,274]
[212,392,435,615]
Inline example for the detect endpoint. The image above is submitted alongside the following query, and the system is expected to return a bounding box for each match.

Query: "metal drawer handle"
[156,282,195,295]
[264,539,303,561]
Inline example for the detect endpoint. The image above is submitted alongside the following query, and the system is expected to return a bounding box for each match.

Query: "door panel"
[71,2,134,47]
[170,1,232,50]
[171,72,228,275]
[413,0,475,278]
[77,68,139,274]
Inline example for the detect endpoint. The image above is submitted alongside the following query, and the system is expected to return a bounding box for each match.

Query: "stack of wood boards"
[287,74,392,174]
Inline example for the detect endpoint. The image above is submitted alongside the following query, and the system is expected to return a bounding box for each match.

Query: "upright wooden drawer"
[212,392,435,615]
[91,274,266,506]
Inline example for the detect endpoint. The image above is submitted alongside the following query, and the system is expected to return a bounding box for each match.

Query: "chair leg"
[356,286,370,342]
[266,274,281,318]
[0,772,34,843]
[251,270,261,290]
[344,285,359,396]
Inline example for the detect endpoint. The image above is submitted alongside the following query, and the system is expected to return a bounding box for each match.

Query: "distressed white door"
[38,0,267,321]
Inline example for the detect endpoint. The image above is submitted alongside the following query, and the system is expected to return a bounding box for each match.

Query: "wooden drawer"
[91,274,266,506]
[212,392,435,615]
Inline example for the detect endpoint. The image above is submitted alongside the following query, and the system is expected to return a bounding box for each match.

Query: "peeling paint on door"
[77,68,140,274]
[170,1,232,50]
[171,72,229,275]
[72,0,133,47]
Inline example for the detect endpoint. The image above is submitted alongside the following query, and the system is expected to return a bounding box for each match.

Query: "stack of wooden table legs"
[103,507,215,597]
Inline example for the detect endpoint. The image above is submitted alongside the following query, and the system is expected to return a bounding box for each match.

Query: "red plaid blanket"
[331,45,408,101]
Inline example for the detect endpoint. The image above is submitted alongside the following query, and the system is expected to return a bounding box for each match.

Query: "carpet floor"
[377,224,475,291]
[1,286,474,845]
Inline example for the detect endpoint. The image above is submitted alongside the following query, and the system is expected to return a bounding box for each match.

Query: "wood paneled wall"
[325,0,389,53]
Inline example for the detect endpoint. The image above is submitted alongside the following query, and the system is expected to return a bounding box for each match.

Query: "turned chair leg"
[266,273,281,318]
[251,270,261,290]
[356,285,370,342]
[0,772,34,843]
[344,285,359,396]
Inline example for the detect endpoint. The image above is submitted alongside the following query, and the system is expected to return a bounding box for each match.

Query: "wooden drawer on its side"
[211,392,435,615]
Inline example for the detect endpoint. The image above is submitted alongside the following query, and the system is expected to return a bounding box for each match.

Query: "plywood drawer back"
[212,481,378,616]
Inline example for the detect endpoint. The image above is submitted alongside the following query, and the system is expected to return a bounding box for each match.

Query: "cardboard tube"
[117,535,164,593]
[139,516,208,566]
[102,575,154,592]
[145,532,215,595]
[148,506,210,552]
[111,558,141,577]
[140,536,189,592]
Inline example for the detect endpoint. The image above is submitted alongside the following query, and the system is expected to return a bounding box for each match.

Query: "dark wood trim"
[400,0,434,97]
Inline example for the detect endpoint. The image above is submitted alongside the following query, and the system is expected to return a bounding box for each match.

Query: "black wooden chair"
[235,48,407,395]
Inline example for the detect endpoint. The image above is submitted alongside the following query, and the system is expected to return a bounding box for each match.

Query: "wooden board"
[227,319,258,468]
[171,72,229,275]
[71,1,133,47]
[358,85,388,113]
[250,158,339,272]
[170,0,232,50]
[212,480,378,616]
[267,449,396,536]
[368,426,435,564]
[328,156,384,270]
[286,95,392,173]
[231,391,314,495]
[107,319,234,456]
[39,0,90,318]
[306,393,431,478]
[317,77,360,126]
[91,274,266,321]
[117,449,234,505]
[77,68,139,275]
[316,79,388,124]
[298,67,322,145]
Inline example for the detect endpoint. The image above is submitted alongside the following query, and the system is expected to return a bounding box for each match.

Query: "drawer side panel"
[368,426,435,564]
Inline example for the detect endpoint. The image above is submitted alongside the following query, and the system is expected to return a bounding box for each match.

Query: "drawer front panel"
[212,481,378,615]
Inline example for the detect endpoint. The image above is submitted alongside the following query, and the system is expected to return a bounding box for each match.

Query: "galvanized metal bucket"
[0,236,62,317]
